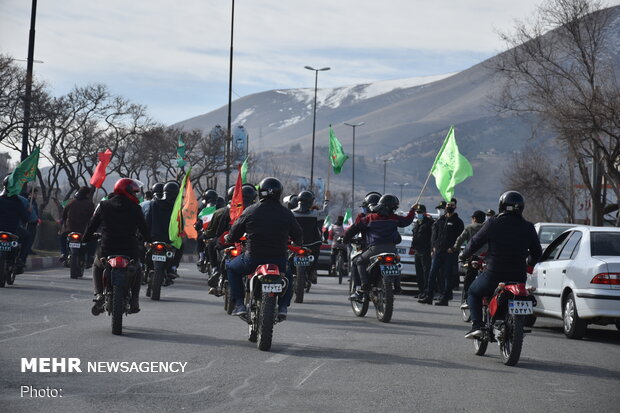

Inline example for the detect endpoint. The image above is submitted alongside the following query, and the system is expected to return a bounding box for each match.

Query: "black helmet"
[202,189,218,204]
[472,210,486,223]
[297,190,315,212]
[242,184,257,207]
[152,182,164,199]
[226,185,236,202]
[498,191,524,214]
[283,194,298,210]
[163,181,180,201]
[258,177,283,201]
[375,194,399,216]
[216,196,226,209]
[361,192,382,209]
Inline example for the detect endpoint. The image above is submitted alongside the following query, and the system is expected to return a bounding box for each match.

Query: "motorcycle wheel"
[111,285,124,336]
[70,251,82,278]
[461,294,471,323]
[375,276,394,323]
[474,336,488,356]
[349,277,369,317]
[224,282,234,315]
[336,253,345,285]
[145,270,153,297]
[257,293,276,351]
[523,315,537,327]
[500,315,524,366]
[0,255,6,288]
[294,267,306,304]
[150,263,164,301]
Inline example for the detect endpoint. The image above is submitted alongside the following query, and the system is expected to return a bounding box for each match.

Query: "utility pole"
[21,0,38,161]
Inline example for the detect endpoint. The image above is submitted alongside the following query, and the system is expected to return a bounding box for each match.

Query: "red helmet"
[113,178,143,204]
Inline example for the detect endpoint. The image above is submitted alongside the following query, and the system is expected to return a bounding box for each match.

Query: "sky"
[2,0,618,126]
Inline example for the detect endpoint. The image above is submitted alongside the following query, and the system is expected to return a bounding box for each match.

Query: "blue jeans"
[466,271,498,327]
[425,250,458,299]
[226,253,292,309]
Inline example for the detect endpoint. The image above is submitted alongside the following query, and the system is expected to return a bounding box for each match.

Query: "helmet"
[216,196,226,209]
[241,184,257,207]
[258,177,283,201]
[75,186,90,200]
[297,191,315,212]
[472,210,486,223]
[202,189,218,204]
[152,183,164,199]
[0,175,9,196]
[283,194,298,210]
[375,194,399,216]
[113,178,143,204]
[226,185,236,202]
[361,192,382,210]
[163,181,180,201]
[498,191,525,214]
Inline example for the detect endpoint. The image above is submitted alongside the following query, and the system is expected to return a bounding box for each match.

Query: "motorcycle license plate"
[294,256,312,266]
[508,300,533,315]
[69,242,81,249]
[396,247,407,255]
[0,242,12,252]
[262,283,282,293]
[380,265,400,276]
[152,254,167,262]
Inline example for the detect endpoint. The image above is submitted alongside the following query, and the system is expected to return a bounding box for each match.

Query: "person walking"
[411,204,434,299]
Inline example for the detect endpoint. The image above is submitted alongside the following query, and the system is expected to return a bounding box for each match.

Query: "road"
[1,265,619,413]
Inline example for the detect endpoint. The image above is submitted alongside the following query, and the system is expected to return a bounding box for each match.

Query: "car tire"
[563,292,587,339]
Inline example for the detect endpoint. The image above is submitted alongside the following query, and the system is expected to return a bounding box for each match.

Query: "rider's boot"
[91,293,105,316]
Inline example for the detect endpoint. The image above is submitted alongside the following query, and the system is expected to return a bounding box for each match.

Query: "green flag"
[176,137,186,168]
[240,156,249,184]
[322,215,332,231]
[169,168,191,249]
[343,208,353,229]
[7,147,40,196]
[328,125,348,174]
[430,126,473,202]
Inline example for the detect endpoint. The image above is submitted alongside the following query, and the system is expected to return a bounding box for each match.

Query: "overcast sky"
[2,1,618,125]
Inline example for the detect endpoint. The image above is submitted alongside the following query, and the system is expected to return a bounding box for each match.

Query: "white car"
[534,222,578,251]
[527,226,620,339]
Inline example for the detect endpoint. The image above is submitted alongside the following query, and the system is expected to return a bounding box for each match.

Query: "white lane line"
[189,385,211,394]
[0,324,66,343]
[265,343,307,363]
[121,360,216,394]
[40,293,90,307]
[297,362,325,388]
[0,315,50,334]
[229,375,255,401]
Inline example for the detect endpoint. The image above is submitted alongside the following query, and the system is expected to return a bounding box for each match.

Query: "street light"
[225,0,236,189]
[382,157,393,193]
[305,65,330,192]
[394,182,409,203]
[344,121,365,208]
[21,0,39,162]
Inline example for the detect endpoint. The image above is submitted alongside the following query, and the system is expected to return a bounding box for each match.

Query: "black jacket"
[84,195,151,258]
[226,199,302,257]
[431,213,464,252]
[411,215,434,252]
[462,213,542,281]
[205,206,230,239]
[144,198,174,242]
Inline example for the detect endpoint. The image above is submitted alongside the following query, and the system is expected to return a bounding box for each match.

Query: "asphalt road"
[1,265,619,413]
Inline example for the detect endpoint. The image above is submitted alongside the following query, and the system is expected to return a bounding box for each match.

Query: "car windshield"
[590,232,620,256]
[539,225,574,244]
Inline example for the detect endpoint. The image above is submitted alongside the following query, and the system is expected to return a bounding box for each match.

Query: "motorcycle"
[144,242,175,301]
[288,244,314,304]
[349,248,400,323]
[240,263,288,351]
[333,237,348,285]
[460,255,485,322]
[66,232,87,279]
[0,231,20,287]
[218,245,242,314]
[92,255,140,335]
[472,282,536,366]
[197,236,212,275]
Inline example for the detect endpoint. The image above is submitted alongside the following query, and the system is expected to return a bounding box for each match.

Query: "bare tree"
[495,0,620,225]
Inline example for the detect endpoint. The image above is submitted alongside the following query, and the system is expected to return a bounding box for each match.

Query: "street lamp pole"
[305,65,330,192]
[344,122,364,208]
[394,182,409,202]
[21,0,38,161]
[225,0,235,189]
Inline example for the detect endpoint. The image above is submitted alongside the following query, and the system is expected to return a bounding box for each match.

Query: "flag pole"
[326,160,331,201]
[28,183,36,208]
[414,171,433,206]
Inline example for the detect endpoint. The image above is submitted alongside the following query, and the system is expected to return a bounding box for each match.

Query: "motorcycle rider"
[60,186,96,267]
[0,175,31,273]
[328,215,346,276]
[344,194,415,294]
[452,210,487,310]
[83,178,151,314]
[142,182,164,216]
[461,191,542,339]
[225,177,302,320]
[144,181,180,284]
[195,189,219,267]
[283,194,298,210]
[292,190,328,284]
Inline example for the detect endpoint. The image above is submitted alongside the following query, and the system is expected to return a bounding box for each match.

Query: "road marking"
[297,362,325,387]
[265,343,307,363]
[40,293,90,307]
[0,315,50,334]
[0,324,66,343]
[229,375,254,401]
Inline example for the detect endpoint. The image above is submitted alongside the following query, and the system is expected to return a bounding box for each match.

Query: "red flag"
[90,149,113,188]
[229,165,244,224]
